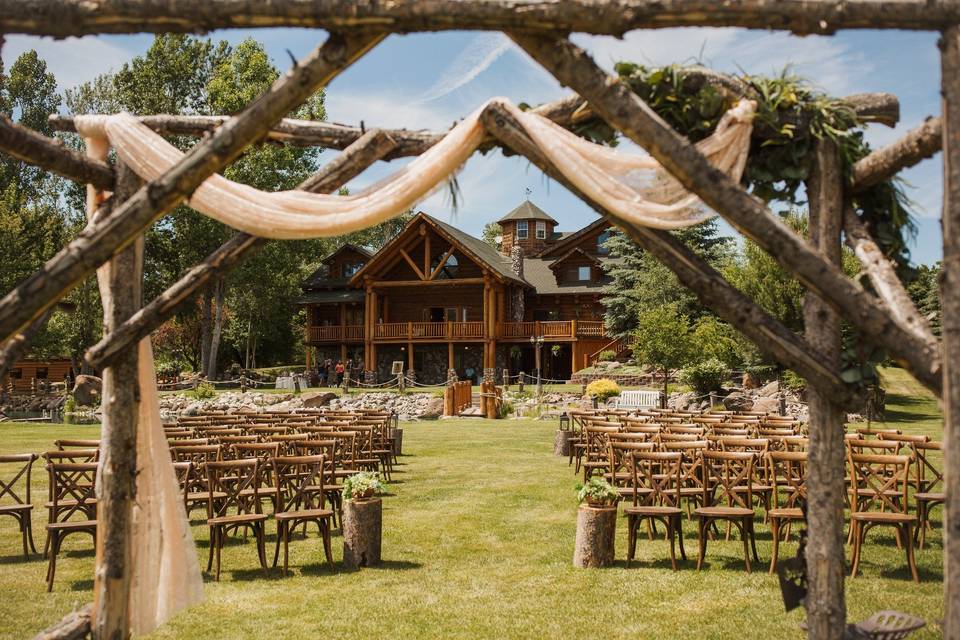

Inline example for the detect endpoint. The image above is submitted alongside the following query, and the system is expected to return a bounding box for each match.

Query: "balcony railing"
[306,325,363,342]
[307,320,608,342]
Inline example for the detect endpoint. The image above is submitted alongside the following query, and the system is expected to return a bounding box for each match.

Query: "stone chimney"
[511,245,525,322]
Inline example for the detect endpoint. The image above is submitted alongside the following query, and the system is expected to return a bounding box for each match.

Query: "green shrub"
[63,396,76,414]
[189,381,216,400]
[498,399,515,418]
[679,358,729,395]
[575,477,618,506]
[597,350,617,362]
[745,364,778,384]
[585,379,621,401]
[781,369,806,392]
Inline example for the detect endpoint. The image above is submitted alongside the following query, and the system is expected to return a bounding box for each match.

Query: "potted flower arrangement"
[575,477,619,508]
[343,471,384,502]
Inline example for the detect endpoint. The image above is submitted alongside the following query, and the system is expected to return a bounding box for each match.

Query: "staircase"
[587,337,631,367]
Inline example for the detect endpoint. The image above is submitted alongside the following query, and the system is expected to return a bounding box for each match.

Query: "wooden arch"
[0,4,955,639]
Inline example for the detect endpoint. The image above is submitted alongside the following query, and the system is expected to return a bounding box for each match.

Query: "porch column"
[448,342,454,370]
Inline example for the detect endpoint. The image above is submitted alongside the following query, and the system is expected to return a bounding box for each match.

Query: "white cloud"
[415,33,513,104]
[325,89,463,130]
[3,35,131,91]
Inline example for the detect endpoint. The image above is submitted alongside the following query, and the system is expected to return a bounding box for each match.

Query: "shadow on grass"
[69,578,94,591]
[330,559,422,574]
[0,553,39,565]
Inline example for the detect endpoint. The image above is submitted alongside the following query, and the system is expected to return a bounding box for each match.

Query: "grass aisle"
[0,370,945,638]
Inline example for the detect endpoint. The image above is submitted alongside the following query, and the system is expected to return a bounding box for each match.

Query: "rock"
[722,391,754,412]
[668,391,695,411]
[751,396,780,415]
[742,372,759,390]
[301,391,338,408]
[72,375,102,406]
[420,397,444,420]
[606,361,623,370]
[757,380,780,397]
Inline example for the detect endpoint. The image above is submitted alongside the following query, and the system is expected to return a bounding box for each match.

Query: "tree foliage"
[631,303,696,397]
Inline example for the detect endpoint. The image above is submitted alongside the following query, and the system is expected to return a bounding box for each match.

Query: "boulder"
[722,391,754,412]
[301,391,338,408]
[751,396,780,415]
[757,380,780,397]
[742,372,759,390]
[605,361,623,370]
[72,375,102,407]
[420,397,444,420]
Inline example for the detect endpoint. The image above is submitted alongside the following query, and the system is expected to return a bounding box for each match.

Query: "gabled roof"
[324,243,373,262]
[535,216,610,257]
[302,243,374,290]
[522,256,617,295]
[497,200,558,225]
[348,212,529,287]
[547,246,602,271]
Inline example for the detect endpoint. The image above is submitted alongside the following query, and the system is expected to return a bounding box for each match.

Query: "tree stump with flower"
[573,477,618,568]
[342,472,384,569]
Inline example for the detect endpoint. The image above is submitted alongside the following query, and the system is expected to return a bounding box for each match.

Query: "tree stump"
[554,429,574,457]
[342,498,382,569]
[390,428,403,455]
[573,505,616,568]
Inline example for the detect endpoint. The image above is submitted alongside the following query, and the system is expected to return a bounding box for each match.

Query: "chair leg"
[769,518,781,575]
[46,532,59,592]
[741,520,752,573]
[322,520,334,572]
[696,518,707,571]
[256,524,268,575]
[917,501,927,549]
[20,517,29,558]
[749,519,759,563]
[676,516,686,561]
[26,519,37,555]
[206,527,216,573]
[626,516,636,567]
[214,528,223,582]
[850,521,862,579]
[905,524,919,583]
[273,522,284,569]
[667,518,678,571]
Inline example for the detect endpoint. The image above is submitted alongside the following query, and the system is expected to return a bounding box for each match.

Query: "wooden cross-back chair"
[582,423,620,480]
[694,450,759,572]
[606,440,655,499]
[169,444,222,514]
[272,454,334,574]
[623,450,687,570]
[909,440,943,549]
[767,450,808,574]
[660,440,708,517]
[293,439,343,526]
[0,453,39,558]
[45,461,98,591]
[231,442,281,509]
[719,437,773,519]
[847,452,918,582]
[204,459,269,581]
[171,461,193,511]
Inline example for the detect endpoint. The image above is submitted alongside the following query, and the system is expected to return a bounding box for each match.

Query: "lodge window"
[431,254,459,279]
[576,266,591,281]
[535,221,546,239]
[343,261,364,277]
[36,367,49,379]
[516,220,528,240]
[597,230,611,254]
[10,368,22,379]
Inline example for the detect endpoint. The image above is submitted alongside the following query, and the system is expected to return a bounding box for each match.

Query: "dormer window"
[577,266,591,281]
[597,230,611,255]
[343,261,364,277]
[516,220,528,240]
[536,220,546,239]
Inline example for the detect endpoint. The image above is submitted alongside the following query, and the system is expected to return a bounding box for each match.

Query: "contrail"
[414,33,512,104]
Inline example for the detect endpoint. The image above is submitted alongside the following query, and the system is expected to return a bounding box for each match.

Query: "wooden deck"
[305,319,606,344]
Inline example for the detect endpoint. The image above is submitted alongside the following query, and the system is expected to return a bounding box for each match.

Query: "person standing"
[335,360,345,386]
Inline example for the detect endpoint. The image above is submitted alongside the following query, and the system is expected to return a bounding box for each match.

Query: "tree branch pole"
[0,0,958,38]
[939,24,960,640]
[0,31,383,345]
[0,114,114,189]
[508,32,943,396]
[84,128,398,370]
[480,100,862,407]
[850,116,942,192]
[92,162,142,640]
[803,139,848,640]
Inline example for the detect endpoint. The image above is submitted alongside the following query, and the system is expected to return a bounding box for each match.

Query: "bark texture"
[508,32,943,397]
[32,604,93,640]
[390,428,403,456]
[0,114,113,189]
[93,163,142,640]
[803,140,847,640]
[850,116,942,192]
[939,24,960,640]
[0,32,381,345]
[573,505,616,568]
[1,0,957,38]
[342,498,382,569]
[480,101,862,407]
[83,127,397,370]
[554,429,574,457]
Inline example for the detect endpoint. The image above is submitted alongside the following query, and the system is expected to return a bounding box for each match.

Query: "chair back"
[54,439,101,450]
[205,459,262,519]
[847,452,911,515]
[0,454,37,509]
[768,450,808,510]
[700,450,754,510]
[911,440,943,494]
[48,462,98,522]
[274,455,326,513]
[629,451,683,508]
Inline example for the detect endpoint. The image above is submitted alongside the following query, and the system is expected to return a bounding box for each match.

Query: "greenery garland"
[613,62,917,268]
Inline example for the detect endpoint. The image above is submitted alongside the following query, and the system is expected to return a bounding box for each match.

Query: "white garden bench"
[612,390,662,410]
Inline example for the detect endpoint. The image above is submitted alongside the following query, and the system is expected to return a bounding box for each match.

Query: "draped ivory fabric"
[85,146,204,635]
[75,97,755,239]
[76,96,754,632]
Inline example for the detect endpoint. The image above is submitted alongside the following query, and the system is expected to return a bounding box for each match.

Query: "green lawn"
[0,367,945,638]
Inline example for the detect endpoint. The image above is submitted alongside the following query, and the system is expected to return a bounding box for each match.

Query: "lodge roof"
[295,290,365,305]
[428,215,525,285]
[521,256,620,295]
[496,199,558,225]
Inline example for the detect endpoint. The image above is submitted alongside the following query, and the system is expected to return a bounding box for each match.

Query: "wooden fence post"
[93,163,143,639]
[802,139,847,640]
[939,24,960,638]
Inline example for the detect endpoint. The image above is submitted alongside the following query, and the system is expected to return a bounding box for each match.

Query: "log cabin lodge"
[299,201,628,385]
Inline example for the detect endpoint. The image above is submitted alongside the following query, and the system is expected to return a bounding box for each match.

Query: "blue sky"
[4,27,945,264]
